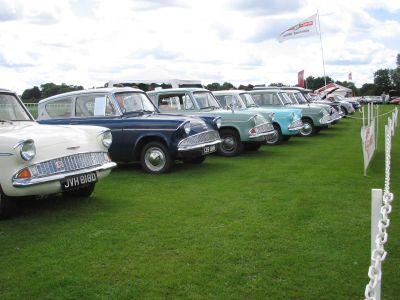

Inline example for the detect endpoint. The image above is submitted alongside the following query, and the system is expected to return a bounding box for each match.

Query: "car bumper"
[12,162,117,188]
[177,139,221,154]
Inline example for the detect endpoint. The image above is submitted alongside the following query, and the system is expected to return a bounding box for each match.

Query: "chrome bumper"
[249,130,276,139]
[288,120,304,131]
[178,139,221,152]
[13,162,117,187]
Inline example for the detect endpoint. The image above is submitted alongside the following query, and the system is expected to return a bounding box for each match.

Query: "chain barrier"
[345,108,398,120]
[364,117,395,300]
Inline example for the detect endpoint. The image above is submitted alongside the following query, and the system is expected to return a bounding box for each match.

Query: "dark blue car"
[37,87,221,174]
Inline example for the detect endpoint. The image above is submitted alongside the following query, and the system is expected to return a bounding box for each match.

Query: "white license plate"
[202,145,216,155]
[61,172,97,190]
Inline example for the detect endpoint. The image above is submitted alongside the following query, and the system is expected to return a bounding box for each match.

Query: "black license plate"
[202,145,216,155]
[61,172,97,190]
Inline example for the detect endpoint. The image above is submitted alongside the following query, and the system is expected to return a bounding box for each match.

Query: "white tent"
[314,83,352,97]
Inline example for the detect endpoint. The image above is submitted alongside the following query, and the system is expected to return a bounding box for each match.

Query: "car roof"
[39,87,143,103]
[148,87,208,94]
[212,90,247,95]
[0,88,15,94]
[249,88,280,93]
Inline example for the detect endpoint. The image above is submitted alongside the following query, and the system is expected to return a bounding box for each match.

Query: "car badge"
[55,160,65,169]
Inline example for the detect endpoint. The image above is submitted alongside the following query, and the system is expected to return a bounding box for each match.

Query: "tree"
[40,83,83,99]
[238,84,254,91]
[221,82,235,90]
[390,68,400,91]
[206,82,222,91]
[359,83,378,96]
[21,86,41,103]
[397,53,400,68]
[305,76,334,91]
[373,69,392,94]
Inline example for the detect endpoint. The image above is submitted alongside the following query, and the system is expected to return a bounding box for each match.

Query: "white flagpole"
[317,10,327,89]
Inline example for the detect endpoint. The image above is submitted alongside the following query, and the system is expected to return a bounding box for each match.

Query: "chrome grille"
[255,122,274,134]
[29,152,110,177]
[179,130,220,147]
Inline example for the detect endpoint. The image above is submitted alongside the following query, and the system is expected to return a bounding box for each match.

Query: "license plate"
[202,145,216,155]
[61,172,97,191]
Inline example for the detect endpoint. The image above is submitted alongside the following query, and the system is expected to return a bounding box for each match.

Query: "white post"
[362,106,365,127]
[317,11,327,90]
[371,188,383,300]
[376,105,379,147]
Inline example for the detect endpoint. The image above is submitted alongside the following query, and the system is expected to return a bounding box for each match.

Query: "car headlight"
[291,112,296,120]
[214,118,222,129]
[269,113,275,121]
[101,130,113,148]
[20,140,36,161]
[184,122,191,135]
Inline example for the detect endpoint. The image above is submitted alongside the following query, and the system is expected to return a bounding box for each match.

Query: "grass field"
[0,106,399,299]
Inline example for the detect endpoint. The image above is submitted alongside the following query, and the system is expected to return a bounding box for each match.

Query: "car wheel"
[141,141,173,174]
[62,183,96,198]
[341,106,348,116]
[266,124,283,145]
[183,156,206,164]
[0,189,16,220]
[244,143,262,151]
[217,129,244,157]
[299,119,316,137]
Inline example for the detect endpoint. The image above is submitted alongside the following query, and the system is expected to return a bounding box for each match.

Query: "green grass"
[1,106,399,299]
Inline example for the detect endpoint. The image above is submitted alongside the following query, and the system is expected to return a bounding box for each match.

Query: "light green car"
[248,89,335,137]
[148,88,275,156]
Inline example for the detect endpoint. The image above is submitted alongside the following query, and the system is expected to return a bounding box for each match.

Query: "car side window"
[159,94,183,111]
[272,94,281,105]
[216,95,236,108]
[182,94,195,110]
[252,93,273,106]
[45,97,73,118]
[75,94,117,117]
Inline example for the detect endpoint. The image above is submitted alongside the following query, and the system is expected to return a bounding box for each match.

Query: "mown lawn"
[0,106,399,299]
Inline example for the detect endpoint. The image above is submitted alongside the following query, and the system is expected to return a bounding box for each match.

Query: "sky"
[0,0,399,93]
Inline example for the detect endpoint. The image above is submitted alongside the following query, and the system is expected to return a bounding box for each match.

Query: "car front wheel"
[266,124,283,145]
[0,189,15,220]
[217,129,244,157]
[299,119,316,137]
[62,183,96,198]
[141,141,173,174]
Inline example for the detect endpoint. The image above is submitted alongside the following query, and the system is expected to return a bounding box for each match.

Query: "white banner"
[278,14,318,43]
[361,119,376,174]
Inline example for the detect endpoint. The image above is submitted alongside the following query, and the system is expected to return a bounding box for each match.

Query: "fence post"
[371,188,383,300]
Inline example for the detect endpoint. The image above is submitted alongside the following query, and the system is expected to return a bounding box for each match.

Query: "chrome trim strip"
[0,152,13,156]
[178,139,221,151]
[248,131,275,139]
[288,125,304,131]
[123,128,176,131]
[13,139,33,149]
[13,162,117,187]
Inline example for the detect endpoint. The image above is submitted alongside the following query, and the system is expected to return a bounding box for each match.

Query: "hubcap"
[145,147,166,172]
[221,136,236,152]
[300,122,312,136]
[267,130,279,144]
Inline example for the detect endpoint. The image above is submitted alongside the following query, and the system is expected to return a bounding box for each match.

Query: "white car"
[0,89,117,219]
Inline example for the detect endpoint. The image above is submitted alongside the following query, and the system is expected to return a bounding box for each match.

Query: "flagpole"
[317,10,327,89]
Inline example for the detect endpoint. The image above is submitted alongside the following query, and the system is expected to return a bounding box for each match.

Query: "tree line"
[20,54,400,102]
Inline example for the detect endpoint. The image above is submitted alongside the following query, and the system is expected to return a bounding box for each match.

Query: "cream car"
[0,89,117,219]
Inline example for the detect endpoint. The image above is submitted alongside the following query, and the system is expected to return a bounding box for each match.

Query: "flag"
[348,72,352,81]
[298,70,305,88]
[278,14,318,43]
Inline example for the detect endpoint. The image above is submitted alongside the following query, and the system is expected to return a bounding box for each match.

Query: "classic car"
[212,90,303,145]
[0,89,116,219]
[326,95,356,114]
[147,88,276,155]
[37,87,221,174]
[248,89,336,137]
[390,97,400,105]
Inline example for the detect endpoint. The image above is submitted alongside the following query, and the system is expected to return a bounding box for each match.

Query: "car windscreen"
[114,92,157,114]
[239,93,257,107]
[0,93,31,121]
[192,91,220,109]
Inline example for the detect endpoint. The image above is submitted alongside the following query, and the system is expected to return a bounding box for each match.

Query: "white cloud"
[0,0,399,93]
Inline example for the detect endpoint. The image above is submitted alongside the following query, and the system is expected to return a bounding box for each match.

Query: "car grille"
[255,122,274,134]
[289,119,303,129]
[29,152,110,177]
[179,130,220,147]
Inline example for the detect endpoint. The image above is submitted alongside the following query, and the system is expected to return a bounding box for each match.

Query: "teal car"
[249,89,335,137]
[148,88,275,156]
[213,90,303,145]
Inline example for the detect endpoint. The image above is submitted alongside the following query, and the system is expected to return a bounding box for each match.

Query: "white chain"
[364,126,394,300]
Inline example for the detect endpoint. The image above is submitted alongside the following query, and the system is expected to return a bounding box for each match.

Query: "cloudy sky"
[1,0,399,93]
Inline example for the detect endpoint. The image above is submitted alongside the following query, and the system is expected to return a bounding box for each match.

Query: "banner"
[298,70,305,88]
[361,120,376,174]
[278,14,318,43]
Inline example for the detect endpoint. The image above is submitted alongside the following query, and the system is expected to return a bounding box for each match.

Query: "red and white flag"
[348,72,352,81]
[298,70,305,88]
[278,14,318,43]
